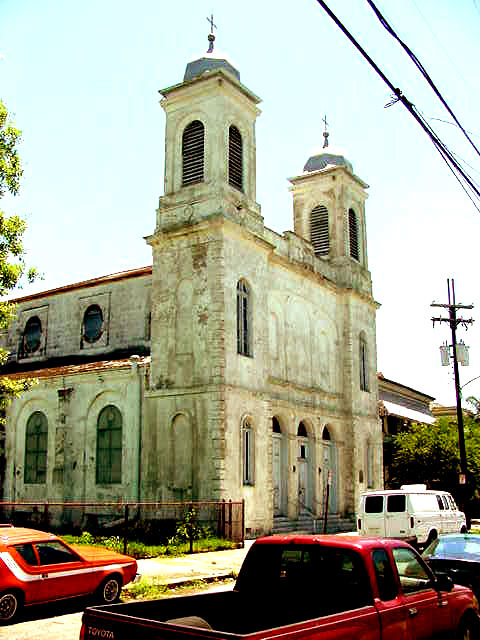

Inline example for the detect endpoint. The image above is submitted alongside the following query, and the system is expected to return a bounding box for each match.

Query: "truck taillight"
[357,519,361,529]
[79,623,85,640]
[410,517,414,528]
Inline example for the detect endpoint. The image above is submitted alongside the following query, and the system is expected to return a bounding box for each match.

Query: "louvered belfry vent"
[182,120,205,186]
[310,205,329,256]
[228,125,243,191]
[348,208,360,261]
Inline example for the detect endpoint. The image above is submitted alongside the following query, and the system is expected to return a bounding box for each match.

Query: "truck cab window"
[372,549,398,601]
[392,547,431,593]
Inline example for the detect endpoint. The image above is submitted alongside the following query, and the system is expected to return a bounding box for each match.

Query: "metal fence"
[0,500,245,553]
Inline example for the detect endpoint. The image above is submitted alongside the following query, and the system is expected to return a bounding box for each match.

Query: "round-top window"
[83,305,103,343]
[23,316,42,354]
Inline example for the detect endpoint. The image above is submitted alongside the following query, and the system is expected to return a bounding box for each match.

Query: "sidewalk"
[132,540,255,588]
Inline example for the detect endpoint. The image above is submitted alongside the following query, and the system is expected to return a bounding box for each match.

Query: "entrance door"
[272,418,286,516]
[297,422,311,514]
[322,428,337,514]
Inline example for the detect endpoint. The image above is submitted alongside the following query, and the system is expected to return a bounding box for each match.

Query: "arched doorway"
[297,421,313,513]
[272,417,287,516]
[322,426,337,514]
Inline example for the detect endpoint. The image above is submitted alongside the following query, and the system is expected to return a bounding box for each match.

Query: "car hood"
[71,544,137,566]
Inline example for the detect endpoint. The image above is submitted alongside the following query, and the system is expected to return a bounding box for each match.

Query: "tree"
[388,417,480,512]
[0,101,38,482]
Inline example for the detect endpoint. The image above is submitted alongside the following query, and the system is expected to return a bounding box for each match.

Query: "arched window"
[182,120,205,186]
[96,405,122,484]
[297,421,308,437]
[272,417,281,433]
[322,426,331,440]
[360,333,369,392]
[348,208,360,261]
[237,280,252,356]
[24,411,48,484]
[242,417,254,485]
[22,316,42,356]
[311,205,329,256]
[228,125,243,191]
[83,304,103,343]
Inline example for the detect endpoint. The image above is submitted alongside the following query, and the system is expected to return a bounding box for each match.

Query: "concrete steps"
[273,514,355,535]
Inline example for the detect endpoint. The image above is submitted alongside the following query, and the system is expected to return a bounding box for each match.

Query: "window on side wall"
[182,120,205,186]
[360,333,369,392]
[242,418,255,485]
[24,411,48,484]
[96,405,122,484]
[228,125,243,191]
[237,280,252,357]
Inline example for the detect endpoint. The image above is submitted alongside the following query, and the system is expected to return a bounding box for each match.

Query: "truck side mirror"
[433,573,454,592]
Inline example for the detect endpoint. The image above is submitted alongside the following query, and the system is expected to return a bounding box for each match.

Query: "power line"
[366,0,480,160]
[314,0,480,212]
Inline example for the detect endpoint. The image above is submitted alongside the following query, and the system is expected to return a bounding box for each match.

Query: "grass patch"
[123,576,234,601]
[61,531,239,559]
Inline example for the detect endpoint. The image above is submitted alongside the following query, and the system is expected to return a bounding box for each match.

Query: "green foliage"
[388,416,480,509]
[0,100,40,427]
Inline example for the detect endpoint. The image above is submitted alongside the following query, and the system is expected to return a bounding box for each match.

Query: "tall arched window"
[228,125,243,191]
[237,280,252,356]
[24,411,48,484]
[311,205,329,256]
[242,417,254,485]
[96,405,122,484]
[348,208,360,261]
[182,120,205,186]
[360,333,369,392]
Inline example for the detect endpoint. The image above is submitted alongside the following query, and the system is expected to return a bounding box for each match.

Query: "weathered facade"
[0,37,381,534]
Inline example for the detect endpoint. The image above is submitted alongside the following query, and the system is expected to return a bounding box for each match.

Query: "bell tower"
[288,125,371,294]
[154,28,262,233]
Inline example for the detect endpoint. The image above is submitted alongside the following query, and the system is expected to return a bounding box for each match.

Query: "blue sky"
[1,0,480,406]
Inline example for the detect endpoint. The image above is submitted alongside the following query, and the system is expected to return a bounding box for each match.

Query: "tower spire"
[322,114,329,148]
[206,13,217,53]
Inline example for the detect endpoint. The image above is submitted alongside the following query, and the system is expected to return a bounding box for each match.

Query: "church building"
[0,30,381,535]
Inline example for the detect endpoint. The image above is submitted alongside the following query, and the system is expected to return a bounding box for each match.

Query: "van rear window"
[365,496,384,513]
[387,495,406,512]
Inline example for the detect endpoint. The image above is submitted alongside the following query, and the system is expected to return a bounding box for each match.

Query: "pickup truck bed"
[80,535,480,640]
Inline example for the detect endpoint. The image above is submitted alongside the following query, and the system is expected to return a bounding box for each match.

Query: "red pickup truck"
[80,534,480,640]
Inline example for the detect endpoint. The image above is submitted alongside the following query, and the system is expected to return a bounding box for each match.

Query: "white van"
[357,484,466,547]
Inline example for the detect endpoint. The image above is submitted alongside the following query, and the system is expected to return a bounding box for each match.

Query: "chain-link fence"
[0,500,245,553]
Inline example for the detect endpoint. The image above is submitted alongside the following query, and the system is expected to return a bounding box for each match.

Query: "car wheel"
[0,591,21,624]
[98,576,122,604]
[456,615,480,640]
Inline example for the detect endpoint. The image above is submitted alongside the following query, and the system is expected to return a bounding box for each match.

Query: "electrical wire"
[314,0,480,213]
[366,0,480,160]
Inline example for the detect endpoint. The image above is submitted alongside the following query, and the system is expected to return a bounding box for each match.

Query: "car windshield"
[423,535,480,561]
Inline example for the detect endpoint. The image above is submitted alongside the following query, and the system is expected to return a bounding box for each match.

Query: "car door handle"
[408,607,418,617]
[41,573,49,578]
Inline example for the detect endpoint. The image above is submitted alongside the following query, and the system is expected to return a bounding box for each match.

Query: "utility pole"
[431,279,474,524]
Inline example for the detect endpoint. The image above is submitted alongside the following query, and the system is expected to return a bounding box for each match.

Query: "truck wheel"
[97,576,122,604]
[0,591,21,624]
[456,615,480,640]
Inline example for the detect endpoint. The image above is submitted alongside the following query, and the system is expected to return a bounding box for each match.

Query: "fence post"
[241,499,245,547]
[188,502,194,554]
[124,504,129,555]
[220,499,225,539]
[228,499,232,540]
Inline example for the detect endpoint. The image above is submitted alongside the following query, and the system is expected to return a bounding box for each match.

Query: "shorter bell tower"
[288,127,371,295]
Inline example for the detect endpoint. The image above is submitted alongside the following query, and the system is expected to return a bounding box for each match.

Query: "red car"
[0,525,139,623]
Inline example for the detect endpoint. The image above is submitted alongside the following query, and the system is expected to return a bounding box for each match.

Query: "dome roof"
[184,32,240,83]
[184,50,240,82]
[303,144,353,174]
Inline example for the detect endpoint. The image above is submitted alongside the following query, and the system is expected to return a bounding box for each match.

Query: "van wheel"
[426,530,437,546]
[461,526,467,534]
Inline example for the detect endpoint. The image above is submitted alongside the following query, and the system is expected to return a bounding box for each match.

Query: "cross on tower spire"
[206,13,217,53]
[322,114,330,148]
